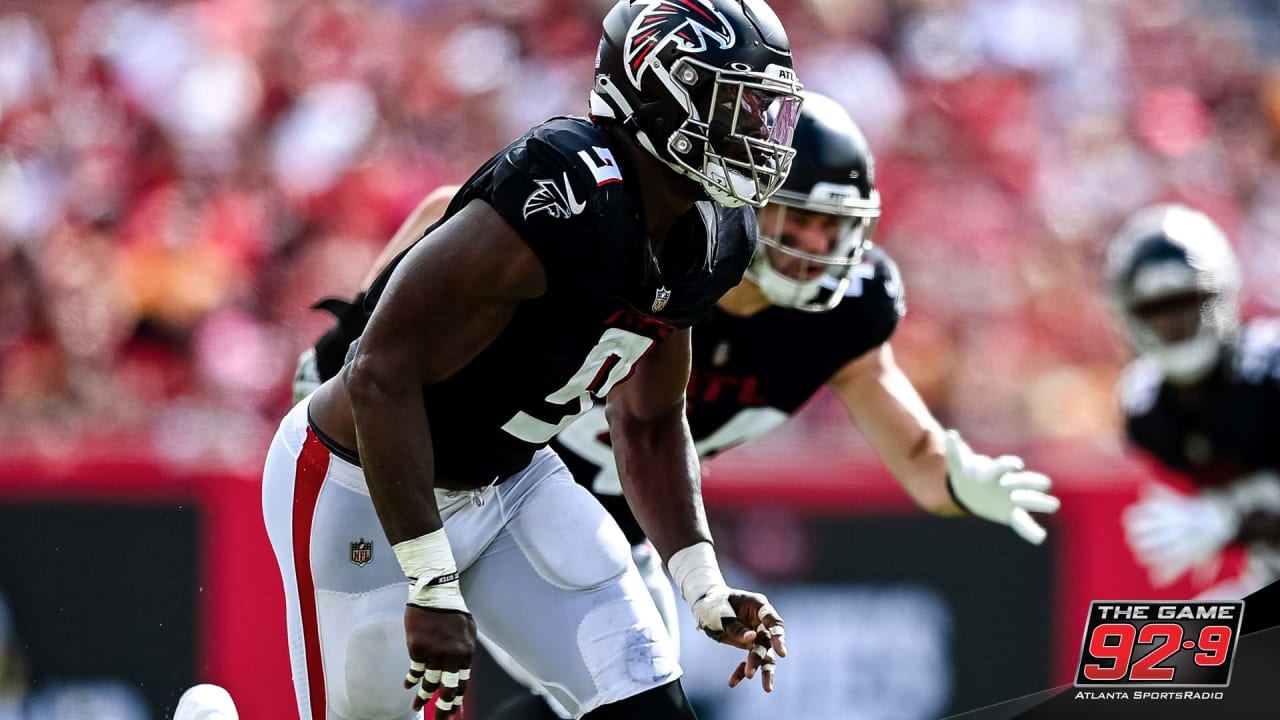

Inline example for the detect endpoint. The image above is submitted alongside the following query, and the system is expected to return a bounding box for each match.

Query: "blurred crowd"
[2,0,1280,467]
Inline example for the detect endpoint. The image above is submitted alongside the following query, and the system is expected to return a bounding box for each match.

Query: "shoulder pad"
[1119,356,1165,417]
[810,243,905,353]
[831,244,906,315]
[515,118,630,217]
[486,118,639,295]
[1233,318,1280,385]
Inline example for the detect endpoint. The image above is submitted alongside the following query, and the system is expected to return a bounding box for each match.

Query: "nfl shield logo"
[350,538,373,567]
[711,341,731,367]
[652,286,672,313]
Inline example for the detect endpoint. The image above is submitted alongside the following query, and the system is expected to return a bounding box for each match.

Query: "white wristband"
[392,530,469,614]
[667,542,726,606]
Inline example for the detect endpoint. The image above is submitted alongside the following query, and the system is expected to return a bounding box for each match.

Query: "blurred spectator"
[1,0,1278,464]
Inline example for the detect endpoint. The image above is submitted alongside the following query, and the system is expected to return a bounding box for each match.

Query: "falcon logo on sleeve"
[624,0,736,87]
[522,172,587,220]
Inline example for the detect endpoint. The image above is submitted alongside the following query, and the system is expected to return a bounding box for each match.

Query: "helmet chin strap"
[747,250,823,307]
[595,81,712,188]
[704,161,756,207]
[1151,331,1222,385]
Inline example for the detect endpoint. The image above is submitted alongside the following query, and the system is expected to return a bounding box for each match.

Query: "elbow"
[604,398,638,436]
[343,354,401,411]
[606,395,683,431]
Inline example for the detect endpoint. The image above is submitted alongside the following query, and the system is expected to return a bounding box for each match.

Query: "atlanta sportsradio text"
[1075,691,1226,701]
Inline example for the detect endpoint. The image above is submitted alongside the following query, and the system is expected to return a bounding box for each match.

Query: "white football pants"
[480,540,682,718]
[262,397,680,720]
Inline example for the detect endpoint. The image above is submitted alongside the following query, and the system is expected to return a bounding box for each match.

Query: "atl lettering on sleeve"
[1074,601,1243,687]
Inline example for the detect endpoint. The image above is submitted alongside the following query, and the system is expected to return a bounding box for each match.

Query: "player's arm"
[358,185,461,290]
[1231,471,1280,544]
[344,199,545,714]
[827,342,1061,544]
[347,198,545,541]
[607,328,706,556]
[607,329,786,691]
[826,342,956,514]
[294,186,462,403]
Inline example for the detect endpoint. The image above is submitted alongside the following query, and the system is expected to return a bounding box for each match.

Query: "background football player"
[265,1,804,719]
[1109,204,1280,598]
[297,91,1061,719]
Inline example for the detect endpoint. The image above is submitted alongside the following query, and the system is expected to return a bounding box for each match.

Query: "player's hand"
[1123,484,1239,587]
[945,430,1061,544]
[403,606,475,718]
[691,587,787,692]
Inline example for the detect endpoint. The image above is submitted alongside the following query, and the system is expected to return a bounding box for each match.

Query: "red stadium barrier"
[0,449,1249,716]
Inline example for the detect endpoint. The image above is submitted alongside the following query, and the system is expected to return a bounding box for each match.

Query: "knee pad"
[578,596,680,710]
[332,605,417,720]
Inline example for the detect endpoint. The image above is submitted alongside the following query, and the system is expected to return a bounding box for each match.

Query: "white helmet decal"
[623,0,736,88]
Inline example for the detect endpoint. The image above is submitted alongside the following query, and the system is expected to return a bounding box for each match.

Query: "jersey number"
[845,262,878,298]
[578,146,623,186]
[501,328,655,444]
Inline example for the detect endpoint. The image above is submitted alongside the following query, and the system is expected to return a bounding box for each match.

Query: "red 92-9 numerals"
[1082,623,1234,681]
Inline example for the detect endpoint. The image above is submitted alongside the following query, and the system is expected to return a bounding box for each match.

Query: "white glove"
[945,430,1061,545]
[1123,484,1239,587]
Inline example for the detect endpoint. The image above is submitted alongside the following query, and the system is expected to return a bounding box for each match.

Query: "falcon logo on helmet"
[591,0,804,208]
[623,0,736,88]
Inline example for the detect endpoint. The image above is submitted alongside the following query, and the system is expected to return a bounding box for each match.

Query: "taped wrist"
[393,530,469,613]
[667,542,726,606]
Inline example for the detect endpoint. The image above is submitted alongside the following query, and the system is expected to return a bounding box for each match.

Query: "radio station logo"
[1074,601,1243,687]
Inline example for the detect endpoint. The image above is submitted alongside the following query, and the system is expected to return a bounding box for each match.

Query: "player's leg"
[581,681,695,719]
[490,693,567,720]
[486,678,694,720]
[460,449,692,719]
[477,543,681,719]
[479,634,574,719]
[630,540,681,652]
[262,400,417,720]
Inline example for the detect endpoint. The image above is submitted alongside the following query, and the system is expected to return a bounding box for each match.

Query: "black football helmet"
[748,91,880,311]
[1105,204,1241,383]
[591,0,804,208]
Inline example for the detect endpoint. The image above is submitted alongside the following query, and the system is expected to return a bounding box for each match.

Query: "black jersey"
[323,117,756,484]
[1121,320,1280,488]
[552,245,905,542]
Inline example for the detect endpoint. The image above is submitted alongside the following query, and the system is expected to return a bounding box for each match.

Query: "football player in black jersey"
[1109,204,1280,597]
[295,91,1062,720]
[262,1,804,719]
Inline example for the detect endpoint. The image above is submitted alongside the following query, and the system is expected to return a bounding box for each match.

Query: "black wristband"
[406,571,460,588]
[946,473,974,516]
